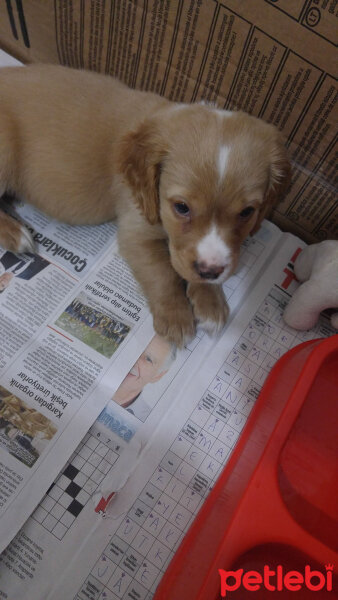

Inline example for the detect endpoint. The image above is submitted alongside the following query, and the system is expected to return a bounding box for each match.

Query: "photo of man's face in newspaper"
[112,334,176,420]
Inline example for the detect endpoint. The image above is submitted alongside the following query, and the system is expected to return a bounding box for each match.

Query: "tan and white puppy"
[0,65,290,346]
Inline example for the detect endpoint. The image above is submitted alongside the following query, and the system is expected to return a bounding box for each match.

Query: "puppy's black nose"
[194,262,225,280]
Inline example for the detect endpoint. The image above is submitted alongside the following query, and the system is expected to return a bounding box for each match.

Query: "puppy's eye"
[239,206,255,220]
[174,202,190,217]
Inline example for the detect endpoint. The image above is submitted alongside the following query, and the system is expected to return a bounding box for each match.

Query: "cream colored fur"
[0,65,290,346]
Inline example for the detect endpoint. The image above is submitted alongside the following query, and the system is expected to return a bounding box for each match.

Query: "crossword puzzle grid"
[32,431,119,540]
[75,286,331,600]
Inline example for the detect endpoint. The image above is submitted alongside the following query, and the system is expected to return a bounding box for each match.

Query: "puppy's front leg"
[187,283,229,336]
[118,231,195,347]
[0,209,35,253]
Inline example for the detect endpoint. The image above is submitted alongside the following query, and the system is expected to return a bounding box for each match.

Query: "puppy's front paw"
[152,297,195,347]
[0,210,36,253]
[187,283,229,336]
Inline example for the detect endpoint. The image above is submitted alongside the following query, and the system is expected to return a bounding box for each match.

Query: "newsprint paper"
[0,196,155,554]
[0,200,335,600]
[0,43,335,600]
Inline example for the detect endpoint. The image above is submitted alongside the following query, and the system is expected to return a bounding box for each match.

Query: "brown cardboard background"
[0,0,337,242]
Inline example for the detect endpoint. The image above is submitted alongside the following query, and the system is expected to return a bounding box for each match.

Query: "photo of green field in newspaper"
[0,386,57,467]
[55,294,131,358]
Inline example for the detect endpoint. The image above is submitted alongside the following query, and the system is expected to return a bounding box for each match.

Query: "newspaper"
[0,210,335,599]
[0,197,155,553]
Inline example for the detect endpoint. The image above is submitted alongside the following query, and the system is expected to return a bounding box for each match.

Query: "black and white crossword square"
[31,432,119,540]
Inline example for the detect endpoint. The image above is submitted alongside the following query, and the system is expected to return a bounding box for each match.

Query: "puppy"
[0,65,290,346]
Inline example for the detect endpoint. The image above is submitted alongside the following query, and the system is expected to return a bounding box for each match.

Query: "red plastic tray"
[154,335,338,599]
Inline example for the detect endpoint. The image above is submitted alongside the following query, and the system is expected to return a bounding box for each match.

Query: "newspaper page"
[0,223,334,600]
[50,235,335,600]
[0,219,282,598]
[0,198,156,552]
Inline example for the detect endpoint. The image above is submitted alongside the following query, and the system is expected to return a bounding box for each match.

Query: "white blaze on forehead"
[197,225,231,267]
[217,145,230,181]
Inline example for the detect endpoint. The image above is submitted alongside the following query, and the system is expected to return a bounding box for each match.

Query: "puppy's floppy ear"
[118,120,166,225]
[251,137,291,235]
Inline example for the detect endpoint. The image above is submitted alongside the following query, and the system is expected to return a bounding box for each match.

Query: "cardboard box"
[0,0,337,242]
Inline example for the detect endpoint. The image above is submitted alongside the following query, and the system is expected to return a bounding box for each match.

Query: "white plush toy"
[283,240,338,331]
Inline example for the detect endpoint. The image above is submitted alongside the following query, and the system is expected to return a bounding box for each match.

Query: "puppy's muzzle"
[194,261,225,280]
